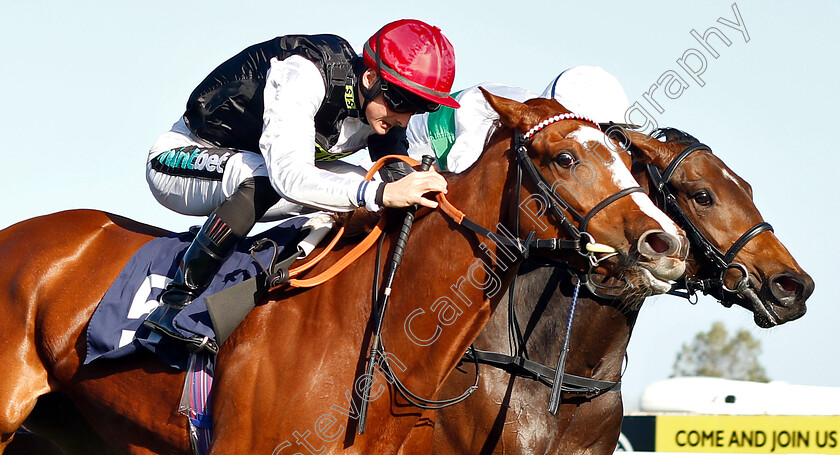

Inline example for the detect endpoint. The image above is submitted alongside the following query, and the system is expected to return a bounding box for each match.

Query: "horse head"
[481,89,687,302]
[627,128,813,327]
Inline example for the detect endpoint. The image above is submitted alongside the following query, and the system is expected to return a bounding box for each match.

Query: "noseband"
[646,142,773,303]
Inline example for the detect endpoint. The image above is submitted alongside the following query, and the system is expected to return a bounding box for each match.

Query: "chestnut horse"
[402,128,813,455]
[0,92,688,454]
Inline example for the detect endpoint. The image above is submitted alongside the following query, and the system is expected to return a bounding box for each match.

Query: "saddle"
[85,213,337,370]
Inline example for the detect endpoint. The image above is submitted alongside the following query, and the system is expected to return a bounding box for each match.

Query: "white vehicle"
[640,376,840,416]
[616,378,840,453]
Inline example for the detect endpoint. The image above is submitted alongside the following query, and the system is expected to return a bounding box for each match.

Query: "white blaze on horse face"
[568,126,681,237]
[720,166,750,195]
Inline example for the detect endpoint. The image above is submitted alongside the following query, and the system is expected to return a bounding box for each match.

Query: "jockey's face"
[364,94,413,135]
[360,69,413,135]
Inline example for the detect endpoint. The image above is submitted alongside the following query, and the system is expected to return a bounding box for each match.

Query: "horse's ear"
[481,87,531,130]
[626,131,671,167]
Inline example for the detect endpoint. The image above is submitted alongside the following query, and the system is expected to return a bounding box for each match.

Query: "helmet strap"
[357,29,388,125]
[356,65,384,126]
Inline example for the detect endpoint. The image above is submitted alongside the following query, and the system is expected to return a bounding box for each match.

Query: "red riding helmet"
[363,19,460,108]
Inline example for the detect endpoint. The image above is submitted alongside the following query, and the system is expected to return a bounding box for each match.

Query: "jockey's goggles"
[381,82,441,114]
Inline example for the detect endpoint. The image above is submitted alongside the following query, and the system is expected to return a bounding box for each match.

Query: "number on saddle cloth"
[85,213,335,370]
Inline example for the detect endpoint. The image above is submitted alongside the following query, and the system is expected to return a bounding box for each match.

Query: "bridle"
[360,112,643,424]
[428,112,650,272]
[510,113,647,265]
[457,133,776,418]
[645,141,773,304]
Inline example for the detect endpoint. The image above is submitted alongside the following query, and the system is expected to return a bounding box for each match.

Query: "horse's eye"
[692,190,713,206]
[554,152,575,168]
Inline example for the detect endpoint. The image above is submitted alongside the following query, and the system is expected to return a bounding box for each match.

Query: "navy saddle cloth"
[85,215,312,370]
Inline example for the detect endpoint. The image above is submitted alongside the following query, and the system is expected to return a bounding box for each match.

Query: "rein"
[281,110,639,290]
[278,112,638,428]
[448,113,642,413]
[647,142,774,302]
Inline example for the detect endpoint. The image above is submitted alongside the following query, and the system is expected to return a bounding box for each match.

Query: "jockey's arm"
[260,55,383,212]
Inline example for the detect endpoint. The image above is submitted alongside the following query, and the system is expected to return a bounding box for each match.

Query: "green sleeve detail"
[425,91,461,172]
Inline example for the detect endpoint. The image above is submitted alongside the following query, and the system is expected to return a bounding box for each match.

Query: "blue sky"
[1,1,838,411]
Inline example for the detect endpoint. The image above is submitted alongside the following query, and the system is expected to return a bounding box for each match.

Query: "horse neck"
[474,264,637,381]
[377,132,524,394]
[464,129,635,381]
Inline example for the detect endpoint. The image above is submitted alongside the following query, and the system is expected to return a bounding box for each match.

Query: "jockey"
[404,65,631,173]
[144,19,459,343]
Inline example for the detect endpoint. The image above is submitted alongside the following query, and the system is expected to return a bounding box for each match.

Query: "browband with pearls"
[522,112,601,141]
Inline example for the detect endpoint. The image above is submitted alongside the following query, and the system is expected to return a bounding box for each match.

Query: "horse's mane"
[651,127,699,145]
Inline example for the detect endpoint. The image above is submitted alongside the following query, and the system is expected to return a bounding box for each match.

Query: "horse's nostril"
[770,272,814,301]
[635,230,686,281]
[775,276,801,295]
[640,231,675,256]
[647,234,669,254]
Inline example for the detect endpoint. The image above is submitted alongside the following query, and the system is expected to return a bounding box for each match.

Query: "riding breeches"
[146,118,369,226]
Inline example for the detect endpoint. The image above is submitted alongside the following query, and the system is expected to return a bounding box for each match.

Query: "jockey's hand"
[382,170,448,209]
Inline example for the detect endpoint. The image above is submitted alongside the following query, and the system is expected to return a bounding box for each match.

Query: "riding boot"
[143,213,241,342]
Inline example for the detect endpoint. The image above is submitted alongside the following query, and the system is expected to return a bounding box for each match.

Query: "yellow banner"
[656,415,840,453]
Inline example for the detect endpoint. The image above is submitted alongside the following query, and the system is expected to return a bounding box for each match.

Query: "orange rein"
[283,154,463,289]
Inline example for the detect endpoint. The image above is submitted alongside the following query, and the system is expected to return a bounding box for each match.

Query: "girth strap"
[467,349,621,396]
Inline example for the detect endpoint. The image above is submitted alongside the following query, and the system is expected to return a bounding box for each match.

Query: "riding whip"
[358,155,435,434]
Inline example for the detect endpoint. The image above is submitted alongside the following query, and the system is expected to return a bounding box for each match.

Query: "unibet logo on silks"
[153,146,231,180]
